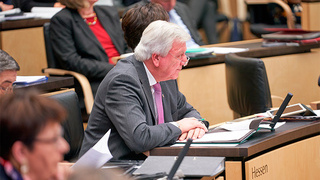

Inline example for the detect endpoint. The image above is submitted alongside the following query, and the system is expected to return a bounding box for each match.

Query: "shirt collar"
[143,62,157,86]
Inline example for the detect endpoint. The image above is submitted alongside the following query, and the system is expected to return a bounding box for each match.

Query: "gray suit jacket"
[79,55,202,160]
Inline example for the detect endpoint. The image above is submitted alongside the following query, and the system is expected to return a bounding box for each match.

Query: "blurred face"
[0,70,17,95]
[151,0,176,12]
[156,40,187,81]
[24,122,69,180]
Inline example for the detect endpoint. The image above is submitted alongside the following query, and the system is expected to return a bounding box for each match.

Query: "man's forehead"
[0,70,17,83]
[170,41,186,51]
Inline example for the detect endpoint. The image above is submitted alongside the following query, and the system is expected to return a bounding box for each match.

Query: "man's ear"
[11,141,28,165]
[151,54,161,67]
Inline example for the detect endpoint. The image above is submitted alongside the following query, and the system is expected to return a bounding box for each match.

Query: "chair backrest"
[225,53,272,118]
[43,22,60,69]
[49,90,84,162]
[245,0,298,37]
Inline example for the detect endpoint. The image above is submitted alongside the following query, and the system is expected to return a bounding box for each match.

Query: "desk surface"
[15,76,74,92]
[149,120,320,159]
[0,18,50,31]
[186,39,320,68]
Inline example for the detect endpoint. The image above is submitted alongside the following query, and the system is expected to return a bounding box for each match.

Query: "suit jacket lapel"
[133,59,157,125]
[95,6,122,54]
[159,82,172,123]
[73,9,106,55]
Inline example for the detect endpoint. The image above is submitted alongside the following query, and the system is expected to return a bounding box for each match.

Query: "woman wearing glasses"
[0,90,70,180]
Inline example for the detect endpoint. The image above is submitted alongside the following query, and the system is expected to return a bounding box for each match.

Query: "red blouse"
[85,16,120,65]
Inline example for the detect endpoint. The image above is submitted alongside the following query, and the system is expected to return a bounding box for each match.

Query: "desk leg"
[225,161,242,180]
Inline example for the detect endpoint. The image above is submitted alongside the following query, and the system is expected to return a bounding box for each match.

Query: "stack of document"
[14,76,48,85]
[177,118,285,144]
[262,29,320,46]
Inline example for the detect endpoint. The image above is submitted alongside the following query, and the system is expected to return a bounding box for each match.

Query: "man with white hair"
[0,49,20,95]
[80,20,208,160]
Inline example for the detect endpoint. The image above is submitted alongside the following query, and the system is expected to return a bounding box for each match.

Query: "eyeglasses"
[169,52,190,67]
[34,129,64,148]
[0,84,16,94]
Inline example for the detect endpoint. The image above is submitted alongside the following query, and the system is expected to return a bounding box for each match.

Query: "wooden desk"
[301,0,320,31]
[150,121,320,180]
[15,76,74,93]
[178,39,320,125]
[186,39,320,68]
[0,18,50,76]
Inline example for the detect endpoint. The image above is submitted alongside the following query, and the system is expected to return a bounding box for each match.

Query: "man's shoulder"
[108,55,139,75]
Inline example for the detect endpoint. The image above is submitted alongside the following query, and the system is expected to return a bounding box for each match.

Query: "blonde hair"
[58,0,88,9]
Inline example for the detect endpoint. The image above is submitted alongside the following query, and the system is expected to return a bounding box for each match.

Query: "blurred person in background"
[0,0,13,11]
[0,49,20,95]
[12,0,64,12]
[50,0,130,108]
[0,90,70,180]
[121,2,169,50]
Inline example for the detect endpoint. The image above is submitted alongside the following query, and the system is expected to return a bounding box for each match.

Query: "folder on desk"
[179,93,293,144]
[133,156,225,178]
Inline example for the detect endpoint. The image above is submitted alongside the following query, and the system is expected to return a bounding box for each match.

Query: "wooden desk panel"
[0,18,49,30]
[149,121,320,158]
[244,136,320,180]
[15,76,74,93]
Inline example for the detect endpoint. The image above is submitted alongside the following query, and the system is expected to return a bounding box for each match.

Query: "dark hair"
[0,49,20,73]
[122,2,169,50]
[0,90,66,159]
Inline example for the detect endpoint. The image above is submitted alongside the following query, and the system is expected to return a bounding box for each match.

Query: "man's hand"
[176,117,207,141]
[0,2,14,11]
[179,128,206,141]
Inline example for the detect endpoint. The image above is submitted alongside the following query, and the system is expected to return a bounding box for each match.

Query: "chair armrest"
[245,0,295,29]
[43,68,94,114]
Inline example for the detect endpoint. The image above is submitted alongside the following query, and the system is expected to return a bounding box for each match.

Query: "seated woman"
[50,0,130,104]
[0,90,70,180]
[121,2,169,50]
[12,0,64,12]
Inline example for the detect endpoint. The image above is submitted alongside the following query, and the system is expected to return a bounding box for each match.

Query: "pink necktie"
[153,83,164,124]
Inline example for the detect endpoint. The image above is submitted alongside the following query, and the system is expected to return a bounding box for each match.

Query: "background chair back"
[225,53,272,118]
[43,22,60,69]
[49,90,84,161]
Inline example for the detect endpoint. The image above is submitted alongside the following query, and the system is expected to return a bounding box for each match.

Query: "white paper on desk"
[14,76,48,84]
[171,143,238,147]
[177,129,253,143]
[206,47,249,54]
[313,110,320,116]
[30,7,62,19]
[72,129,113,169]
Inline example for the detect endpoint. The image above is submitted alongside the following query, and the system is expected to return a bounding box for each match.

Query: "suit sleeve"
[104,73,181,153]
[50,13,113,79]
